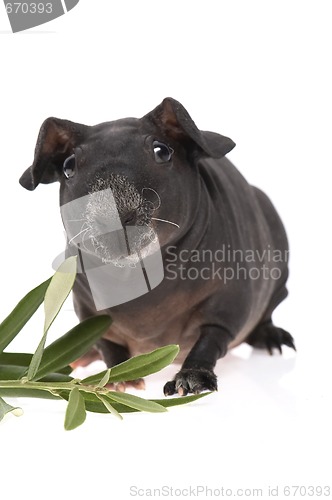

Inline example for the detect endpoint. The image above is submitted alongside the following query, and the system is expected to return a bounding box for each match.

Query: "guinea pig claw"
[266,339,282,355]
[163,368,218,396]
[177,386,188,397]
[163,381,176,396]
[282,335,297,351]
[246,323,296,355]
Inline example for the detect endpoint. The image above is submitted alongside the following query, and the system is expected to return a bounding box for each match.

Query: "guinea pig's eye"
[63,154,76,179]
[153,141,174,164]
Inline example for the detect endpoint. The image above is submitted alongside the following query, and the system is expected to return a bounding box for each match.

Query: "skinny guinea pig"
[19,97,295,395]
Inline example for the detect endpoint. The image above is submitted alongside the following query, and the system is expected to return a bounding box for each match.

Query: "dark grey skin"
[20,98,295,396]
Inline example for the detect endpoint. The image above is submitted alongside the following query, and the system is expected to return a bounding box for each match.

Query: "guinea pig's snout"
[121,210,137,226]
[93,209,137,235]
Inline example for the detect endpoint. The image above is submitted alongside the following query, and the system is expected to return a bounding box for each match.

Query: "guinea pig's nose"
[121,210,137,226]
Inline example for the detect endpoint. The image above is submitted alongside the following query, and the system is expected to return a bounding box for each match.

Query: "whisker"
[151,217,180,228]
[142,187,161,210]
[68,227,90,245]
[66,218,87,222]
[81,227,92,252]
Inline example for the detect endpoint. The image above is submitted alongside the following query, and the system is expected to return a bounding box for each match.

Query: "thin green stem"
[0,379,110,397]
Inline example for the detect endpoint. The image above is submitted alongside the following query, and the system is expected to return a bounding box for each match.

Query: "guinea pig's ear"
[19,118,88,191]
[144,97,235,158]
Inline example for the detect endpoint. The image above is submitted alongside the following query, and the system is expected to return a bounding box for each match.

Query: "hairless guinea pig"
[20,97,295,396]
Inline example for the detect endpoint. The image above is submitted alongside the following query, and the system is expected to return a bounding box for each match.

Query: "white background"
[0,1,331,499]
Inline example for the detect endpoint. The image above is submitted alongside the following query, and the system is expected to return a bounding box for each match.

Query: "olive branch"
[0,257,209,430]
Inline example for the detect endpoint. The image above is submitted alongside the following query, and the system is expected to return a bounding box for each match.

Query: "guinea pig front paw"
[163,368,218,396]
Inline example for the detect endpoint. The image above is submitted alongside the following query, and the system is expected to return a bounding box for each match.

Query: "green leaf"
[81,345,179,385]
[80,370,108,386]
[96,369,112,388]
[43,256,77,333]
[152,391,211,408]
[0,352,33,367]
[96,393,123,419]
[0,278,51,354]
[0,388,63,400]
[0,396,23,421]
[0,352,71,375]
[64,388,86,430]
[32,315,112,381]
[58,391,211,415]
[109,345,179,382]
[0,364,73,381]
[27,257,77,381]
[0,365,29,380]
[58,390,134,414]
[106,391,167,413]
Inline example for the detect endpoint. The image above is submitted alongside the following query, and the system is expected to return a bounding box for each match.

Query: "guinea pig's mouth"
[88,218,158,266]
[62,177,179,267]
[62,179,160,266]
[86,182,155,264]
